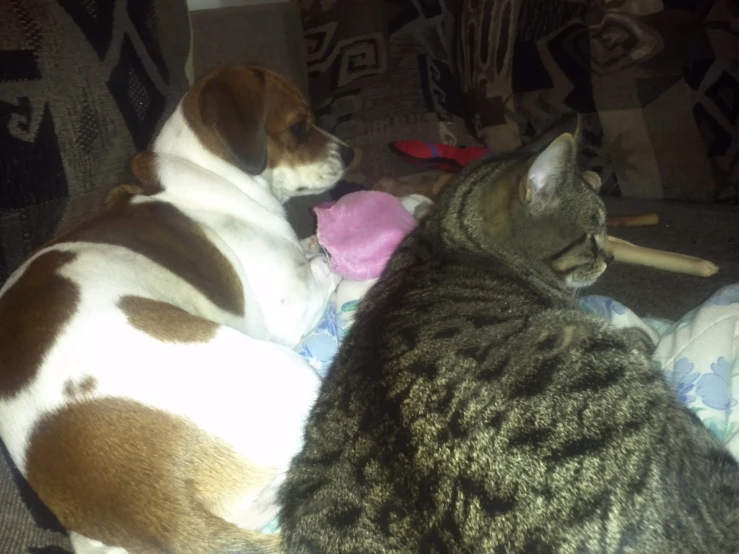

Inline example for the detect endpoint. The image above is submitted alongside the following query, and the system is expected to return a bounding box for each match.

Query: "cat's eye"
[291,120,309,141]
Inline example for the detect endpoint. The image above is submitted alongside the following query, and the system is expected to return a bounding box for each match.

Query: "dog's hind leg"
[24,306,318,554]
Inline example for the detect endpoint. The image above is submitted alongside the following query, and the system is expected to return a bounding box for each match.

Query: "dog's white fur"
[151,106,342,345]
[0,73,346,553]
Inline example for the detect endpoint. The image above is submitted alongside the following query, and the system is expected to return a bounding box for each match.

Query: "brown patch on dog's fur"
[48,201,245,316]
[104,184,145,211]
[182,65,331,175]
[0,250,79,398]
[25,397,282,553]
[63,376,98,400]
[103,153,163,211]
[119,295,219,344]
[131,151,164,195]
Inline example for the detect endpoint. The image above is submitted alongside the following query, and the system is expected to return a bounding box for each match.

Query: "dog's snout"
[604,252,615,265]
[338,144,354,167]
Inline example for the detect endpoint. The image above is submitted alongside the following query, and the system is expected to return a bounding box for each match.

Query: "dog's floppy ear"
[199,71,268,175]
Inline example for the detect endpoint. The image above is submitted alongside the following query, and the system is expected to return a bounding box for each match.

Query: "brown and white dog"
[0,66,353,553]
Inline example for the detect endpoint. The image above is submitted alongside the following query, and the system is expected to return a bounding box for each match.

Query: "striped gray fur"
[279,131,739,553]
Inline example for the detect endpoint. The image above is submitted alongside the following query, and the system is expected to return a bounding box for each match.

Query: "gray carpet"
[591,198,739,320]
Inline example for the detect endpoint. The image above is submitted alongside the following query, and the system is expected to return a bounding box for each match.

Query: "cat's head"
[437,126,611,289]
[510,132,610,288]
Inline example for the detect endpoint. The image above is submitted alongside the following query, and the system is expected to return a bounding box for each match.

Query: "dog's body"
[0,66,351,553]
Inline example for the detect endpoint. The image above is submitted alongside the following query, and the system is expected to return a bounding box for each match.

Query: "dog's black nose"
[339,144,355,167]
[604,252,615,265]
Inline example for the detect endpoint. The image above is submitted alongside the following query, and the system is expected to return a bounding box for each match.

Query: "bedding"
[256,195,739,536]
[581,287,739,457]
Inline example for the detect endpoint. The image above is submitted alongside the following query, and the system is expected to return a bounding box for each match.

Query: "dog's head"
[182,65,353,201]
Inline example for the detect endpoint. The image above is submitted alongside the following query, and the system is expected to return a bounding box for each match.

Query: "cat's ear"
[520,132,575,207]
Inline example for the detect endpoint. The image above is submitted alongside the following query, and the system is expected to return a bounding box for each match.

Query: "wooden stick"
[607,236,719,277]
[606,213,659,228]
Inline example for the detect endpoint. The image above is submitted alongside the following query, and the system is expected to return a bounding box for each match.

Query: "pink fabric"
[315,191,418,280]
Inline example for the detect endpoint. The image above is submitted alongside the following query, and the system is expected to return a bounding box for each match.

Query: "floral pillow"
[580,284,739,456]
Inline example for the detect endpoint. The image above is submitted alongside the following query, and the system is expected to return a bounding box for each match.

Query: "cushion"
[581,284,739,457]
[456,0,739,203]
[0,0,192,284]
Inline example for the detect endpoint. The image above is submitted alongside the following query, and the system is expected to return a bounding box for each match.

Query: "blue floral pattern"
[669,358,699,405]
[580,288,739,456]
[580,294,662,344]
[696,357,736,412]
[296,294,365,379]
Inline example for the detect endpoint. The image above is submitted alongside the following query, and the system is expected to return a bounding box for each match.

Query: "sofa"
[0,0,737,551]
[296,0,739,318]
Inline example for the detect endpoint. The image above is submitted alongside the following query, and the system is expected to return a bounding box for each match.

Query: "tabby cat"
[279,130,739,553]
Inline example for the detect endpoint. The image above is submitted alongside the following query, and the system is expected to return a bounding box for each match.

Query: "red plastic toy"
[389,141,490,173]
